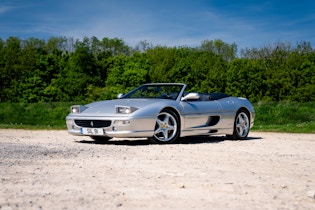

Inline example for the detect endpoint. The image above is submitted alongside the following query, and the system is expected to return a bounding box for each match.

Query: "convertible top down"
[66,83,255,144]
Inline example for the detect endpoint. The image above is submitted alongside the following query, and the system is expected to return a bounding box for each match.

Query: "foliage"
[0,37,314,103]
[0,102,75,129]
[1,37,314,133]
[253,101,315,133]
[0,102,314,133]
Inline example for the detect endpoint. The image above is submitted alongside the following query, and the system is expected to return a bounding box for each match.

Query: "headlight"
[70,105,88,114]
[116,106,138,114]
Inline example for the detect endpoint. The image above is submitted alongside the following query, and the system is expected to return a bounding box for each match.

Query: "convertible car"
[66,83,255,144]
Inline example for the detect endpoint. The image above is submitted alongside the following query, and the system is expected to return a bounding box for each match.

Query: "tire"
[91,136,111,143]
[148,109,180,144]
[228,109,250,140]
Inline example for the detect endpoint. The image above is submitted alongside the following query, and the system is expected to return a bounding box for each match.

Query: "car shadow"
[76,138,150,146]
[76,135,262,146]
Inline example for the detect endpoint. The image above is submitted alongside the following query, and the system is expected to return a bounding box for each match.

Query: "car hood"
[79,99,171,116]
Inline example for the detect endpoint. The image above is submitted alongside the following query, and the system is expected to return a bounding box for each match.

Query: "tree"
[104,52,150,99]
[191,51,227,93]
[226,59,266,102]
[134,40,153,52]
[0,38,5,102]
[101,37,130,56]
[46,37,68,54]
[0,36,314,103]
[199,39,237,62]
[147,46,177,83]
[1,37,22,102]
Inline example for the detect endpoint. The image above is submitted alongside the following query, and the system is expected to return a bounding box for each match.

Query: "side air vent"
[206,116,220,126]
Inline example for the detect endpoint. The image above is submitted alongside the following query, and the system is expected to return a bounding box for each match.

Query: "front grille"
[74,120,111,128]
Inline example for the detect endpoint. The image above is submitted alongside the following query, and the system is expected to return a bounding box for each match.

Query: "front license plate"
[80,128,104,135]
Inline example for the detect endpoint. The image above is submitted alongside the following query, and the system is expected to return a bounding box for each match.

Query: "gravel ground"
[0,129,315,210]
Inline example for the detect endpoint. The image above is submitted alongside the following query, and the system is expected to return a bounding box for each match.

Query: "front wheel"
[228,109,250,140]
[148,109,180,144]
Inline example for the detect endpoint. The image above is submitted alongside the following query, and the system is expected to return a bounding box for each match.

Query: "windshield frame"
[121,83,186,101]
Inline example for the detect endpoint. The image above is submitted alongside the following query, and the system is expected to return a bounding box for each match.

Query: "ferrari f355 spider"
[66,83,255,144]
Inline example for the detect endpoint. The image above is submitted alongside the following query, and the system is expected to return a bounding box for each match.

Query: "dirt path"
[0,129,315,209]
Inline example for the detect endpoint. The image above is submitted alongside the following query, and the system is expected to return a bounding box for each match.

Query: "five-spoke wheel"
[228,109,250,140]
[148,109,180,144]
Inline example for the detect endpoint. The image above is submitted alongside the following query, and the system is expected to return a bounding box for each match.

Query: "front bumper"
[66,115,156,138]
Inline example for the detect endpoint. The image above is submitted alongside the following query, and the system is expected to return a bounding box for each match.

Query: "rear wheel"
[228,109,250,140]
[148,109,180,144]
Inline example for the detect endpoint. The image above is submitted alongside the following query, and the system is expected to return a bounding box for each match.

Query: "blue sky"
[1,0,314,49]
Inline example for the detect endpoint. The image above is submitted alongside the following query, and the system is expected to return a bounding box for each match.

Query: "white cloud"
[1,0,314,49]
[0,6,11,14]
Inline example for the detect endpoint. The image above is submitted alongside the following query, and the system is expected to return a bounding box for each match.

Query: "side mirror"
[117,93,124,99]
[181,93,200,101]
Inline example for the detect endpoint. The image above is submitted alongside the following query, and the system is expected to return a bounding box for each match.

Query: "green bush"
[0,102,75,129]
[253,101,315,133]
[0,101,314,133]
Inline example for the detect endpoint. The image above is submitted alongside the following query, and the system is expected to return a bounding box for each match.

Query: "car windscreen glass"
[122,84,184,100]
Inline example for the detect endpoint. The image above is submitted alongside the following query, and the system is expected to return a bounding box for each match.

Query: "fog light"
[66,119,74,129]
[114,120,130,125]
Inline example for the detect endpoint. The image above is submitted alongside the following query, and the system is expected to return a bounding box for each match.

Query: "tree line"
[0,36,314,103]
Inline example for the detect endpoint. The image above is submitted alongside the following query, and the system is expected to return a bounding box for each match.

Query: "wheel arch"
[160,107,181,121]
[238,106,252,124]
[160,106,181,130]
[226,106,252,140]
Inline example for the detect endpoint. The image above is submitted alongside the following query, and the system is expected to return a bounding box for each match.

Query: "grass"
[252,101,315,133]
[0,101,314,133]
[0,102,76,130]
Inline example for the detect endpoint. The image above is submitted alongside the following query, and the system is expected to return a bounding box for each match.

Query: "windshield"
[122,84,185,100]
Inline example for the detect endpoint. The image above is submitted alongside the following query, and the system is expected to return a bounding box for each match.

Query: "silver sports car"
[66,83,255,144]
